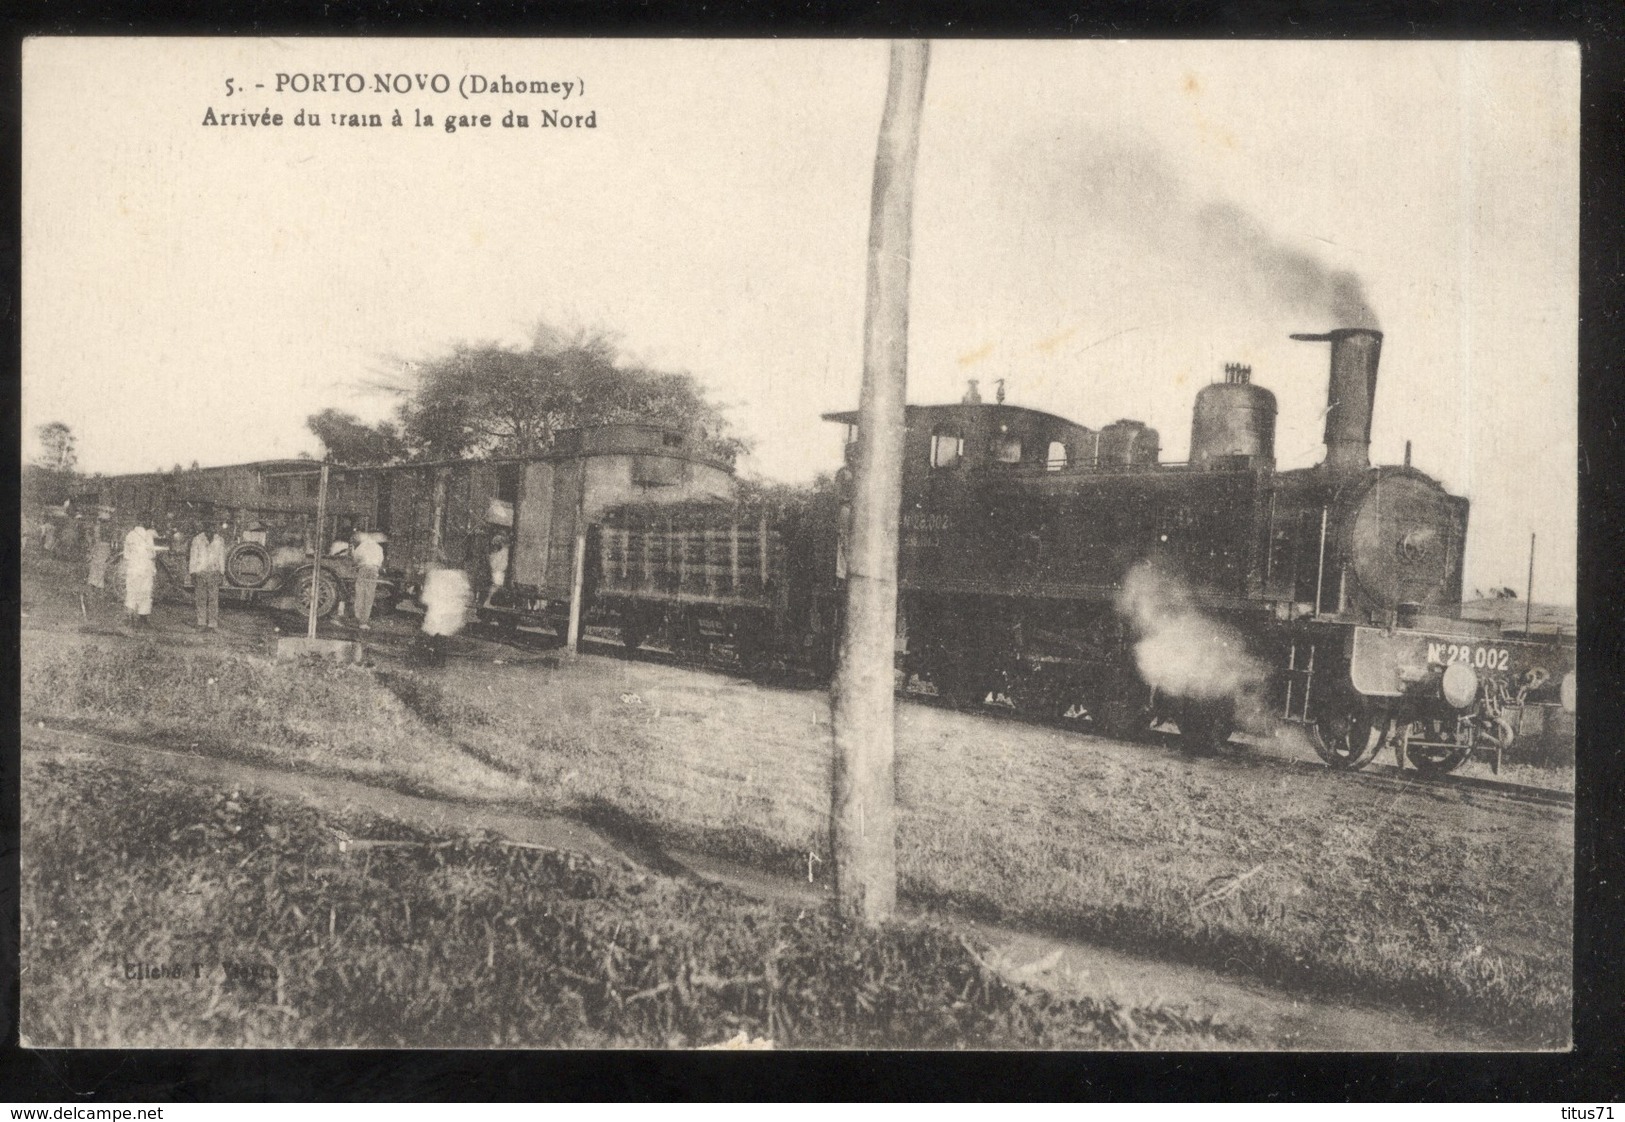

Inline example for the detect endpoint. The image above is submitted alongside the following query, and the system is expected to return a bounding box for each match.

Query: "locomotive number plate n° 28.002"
[1426,642,1511,671]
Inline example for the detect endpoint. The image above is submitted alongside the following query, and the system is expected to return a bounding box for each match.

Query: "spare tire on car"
[225,542,274,588]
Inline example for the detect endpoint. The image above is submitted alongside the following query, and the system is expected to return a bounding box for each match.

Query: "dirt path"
[24,724,1521,1051]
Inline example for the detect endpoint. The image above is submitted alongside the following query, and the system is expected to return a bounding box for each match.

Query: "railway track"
[1319,760,1572,811]
[386,617,1581,813]
[891,684,1574,811]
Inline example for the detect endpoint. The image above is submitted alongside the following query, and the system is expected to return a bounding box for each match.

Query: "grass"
[20,752,1239,1048]
[20,583,1574,1046]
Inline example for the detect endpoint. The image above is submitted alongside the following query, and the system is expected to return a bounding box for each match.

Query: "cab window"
[930,427,964,469]
[1046,441,1069,471]
[994,434,1022,464]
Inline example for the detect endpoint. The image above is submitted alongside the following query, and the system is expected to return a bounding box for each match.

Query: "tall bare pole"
[1525,532,1536,635]
[306,462,330,640]
[831,39,929,924]
[566,463,589,655]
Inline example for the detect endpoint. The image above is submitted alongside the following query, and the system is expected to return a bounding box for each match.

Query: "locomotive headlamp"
[1441,661,1478,709]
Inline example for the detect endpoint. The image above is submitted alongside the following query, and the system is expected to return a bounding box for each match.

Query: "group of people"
[105,515,228,631]
[69,509,510,644]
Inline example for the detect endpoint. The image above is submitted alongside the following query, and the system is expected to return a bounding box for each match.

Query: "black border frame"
[2,0,1621,1102]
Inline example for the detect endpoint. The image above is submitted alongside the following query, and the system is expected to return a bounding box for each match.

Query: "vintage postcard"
[20,37,1577,1050]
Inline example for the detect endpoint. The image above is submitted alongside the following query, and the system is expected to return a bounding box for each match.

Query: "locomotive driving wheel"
[1093,691,1154,741]
[1177,699,1235,756]
[1310,704,1383,771]
[1090,669,1155,741]
[1400,718,1474,775]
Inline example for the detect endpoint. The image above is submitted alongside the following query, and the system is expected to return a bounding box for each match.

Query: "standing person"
[189,520,228,631]
[483,530,510,609]
[351,531,385,630]
[86,520,111,590]
[121,515,163,628]
[420,557,471,665]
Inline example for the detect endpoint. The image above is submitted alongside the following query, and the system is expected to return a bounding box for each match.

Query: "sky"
[22,38,1578,600]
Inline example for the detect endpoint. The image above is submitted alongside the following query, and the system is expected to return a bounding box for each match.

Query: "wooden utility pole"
[830,39,930,924]
[1524,532,1536,635]
[566,463,589,655]
[306,462,330,640]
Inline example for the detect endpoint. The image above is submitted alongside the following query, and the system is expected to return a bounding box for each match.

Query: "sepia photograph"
[19,36,1578,1051]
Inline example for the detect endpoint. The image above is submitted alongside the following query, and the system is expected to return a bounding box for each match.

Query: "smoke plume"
[1059,134,1380,330]
[1116,563,1268,724]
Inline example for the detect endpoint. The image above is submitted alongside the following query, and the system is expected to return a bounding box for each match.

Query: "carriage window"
[994,434,1023,464]
[496,464,521,504]
[662,432,685,448]
[930,428,964,469]
[1046,441,1069,471]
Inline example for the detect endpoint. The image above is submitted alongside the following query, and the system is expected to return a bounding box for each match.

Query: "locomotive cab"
[823,398,1097,483]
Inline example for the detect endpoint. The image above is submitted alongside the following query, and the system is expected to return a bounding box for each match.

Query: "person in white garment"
[351,531,386,629]
[482,530,510,609]
[420,557,471,664]
[121,515,165,627]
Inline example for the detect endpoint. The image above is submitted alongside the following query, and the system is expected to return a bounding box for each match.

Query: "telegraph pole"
[830,39,929,924]
[306,462,330,640]
[1525,532,1536,635]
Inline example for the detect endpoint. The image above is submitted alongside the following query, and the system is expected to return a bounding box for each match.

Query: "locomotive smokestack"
[1291,328,1383,472]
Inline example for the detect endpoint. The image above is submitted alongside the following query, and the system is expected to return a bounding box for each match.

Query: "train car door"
[510,461,555,591]
[374,472,392,536]
[544,460,583,600]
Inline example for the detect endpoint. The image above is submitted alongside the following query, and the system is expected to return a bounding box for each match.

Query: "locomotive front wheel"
[1402,720,1474,775]
[1311,706,1382,771]
[1178,700,1235,756]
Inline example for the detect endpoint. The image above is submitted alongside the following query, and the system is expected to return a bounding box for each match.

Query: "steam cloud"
[1116,563,1268,722]
[1059,134,1380,330]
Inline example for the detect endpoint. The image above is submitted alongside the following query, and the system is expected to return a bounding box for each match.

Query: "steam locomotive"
[70,327,1574,775]
[591,328,1575,774]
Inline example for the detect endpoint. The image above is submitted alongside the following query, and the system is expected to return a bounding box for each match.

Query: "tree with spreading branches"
[306,409,410,465]
[309,324,746,465]
[25,421,79,509]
